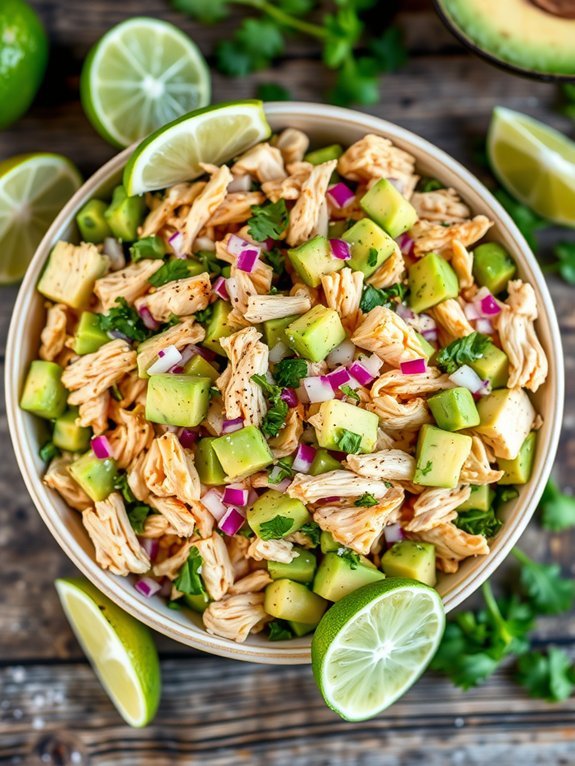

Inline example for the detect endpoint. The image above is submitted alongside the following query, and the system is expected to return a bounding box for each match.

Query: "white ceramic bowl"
[6,103,564,664]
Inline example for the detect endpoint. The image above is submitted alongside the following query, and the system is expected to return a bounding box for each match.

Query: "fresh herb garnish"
[417,177,445,193]
[359,282,407,313]
[195,305,214,325]
[259,514,294,540]
[268,458,293,485]
[251,373,288,438]
[268,620,294,641]
[498,487,519,504]
[340,384,360,402]
[248,199,289,242]
[547,242,575,285]
[436,331,490,375]
[265,247,287,277]
[335,428,362,454]
[39,441,60,463]
[130,236,166,262]
[513,548,575,616]
[367,247,379,267]
[539,479,575,531]
[455,508,503,538]
[195,250,223,276]
[273,358,308,388]
[97,297,151,343]
[337,548,361,570]
[114,472,136,504]
[355,492,378,508]
[174,546,206,596]
[127,504,153,534]
[298,521,321,547]
[516,648,575,702]
[257,82,292,102]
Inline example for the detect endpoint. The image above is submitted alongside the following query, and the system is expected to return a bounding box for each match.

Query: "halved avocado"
[434,0,575,79]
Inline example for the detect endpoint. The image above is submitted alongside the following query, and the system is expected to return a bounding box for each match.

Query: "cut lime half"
[123,100,271,196]
[81,17,211,149]
[0,153,81,284]
[311,579,445,721]
[488,106,575,227]
[55,578,161,728]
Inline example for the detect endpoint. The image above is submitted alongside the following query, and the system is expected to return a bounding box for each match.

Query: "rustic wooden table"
[1,1,574,763]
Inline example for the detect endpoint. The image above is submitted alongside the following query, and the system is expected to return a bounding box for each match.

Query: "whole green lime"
[0,0,48,130]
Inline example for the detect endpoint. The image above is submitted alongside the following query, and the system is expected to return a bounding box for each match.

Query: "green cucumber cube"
[53,408,91,452]
[320,530,340,553]
[268,548,317,583]
[212,426,273,480]
[104,185,146,242]
[360,178,418,238]
[342,218,396,277]
[247,489,310,538]
[473,243,516,295]
[498,431,537,485]
[309,448,342,476]
[264,579,328,624]
[313,399,378,454]
[428,387,480,431]
[312,552,385,602]
[304,144,343,165]
[68,452,117,502]
[457,484,494,512]
[469,343,509,389]
[381,541,436,587]
[76,199,112,243]
[413,424,472,488]
[146,374,211,428]
[195,437,227,485]
[288,620,316,637]
[184,354,220,382]
[408,253,459,313]
[287,235,345,288]
[263,315,298,348]
[20,360,67,421]
[285,305,346,363]
[203,300,239,356]
[73,311,109,355]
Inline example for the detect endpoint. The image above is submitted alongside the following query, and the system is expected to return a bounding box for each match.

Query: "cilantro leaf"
[194,304,214,325]
[114,472,136,504]
[417,177,445,193]
[148,259,195,287]
[269,458,293,485]
[340,384,360,402]
[360,282,407,312]
[216,19,285,76]
[248,199,289,241]
[368,26,407,73]
[195,250,223,276]
[335,428,362,454]
[174,546,206,596]
[329,56,380,107]
[337,548,361,569]
[171,0,230,22]
[552,242,575,285]
[493,188,549,250]
[513,548,575,615]
[39,441,60,463]
[455,508,502,538]
[264,247,286,277]
[257,83,292,102]
[355,492,378,507]
[516,648,575,702]
[273,358,307,388]
[323,8,363,69]
[259,514,294,540]
[251,373,278,399]
[97,297,151,343]
[540,479,575,531]
[436,331,491,375]
[127,504,153,534]
[251,373,289,438]
[268,620,294,641]
[298,521,321,547]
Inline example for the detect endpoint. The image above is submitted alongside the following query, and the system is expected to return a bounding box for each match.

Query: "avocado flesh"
[183,355,219,382]
[104,185,146,242]
[20,360,68,421]
[195,437,227,485]
[183,592,210,614]
[285,305,346,363]
[145,374,211,428]
[313,552,385,602]
[413,424,472,488]
[381,542,437,587]
[263,315,298,348]
[247,489,310,539]
[309,448,342,476]
[438,0,575,76]
[68,452,117,502]
[203,300,240,356]
[498,431,537,485]
[287,235,345,288]
[342,218,396,277]
[360,178,418,238]
[457,484,494,512]
[264,579,328,624]
[268,548,317,583]
[428,386,480,431]
[408,253,459,313]
[304,144,343,165]
[288,620,316,637]
[76,199,112,244]
[472,243,516,295]
[313,399,379,454]
[53,408,92,452]
[469,343,509,389]
[38,241,108,310]
[74,312,110,355]
[211,426,273,480]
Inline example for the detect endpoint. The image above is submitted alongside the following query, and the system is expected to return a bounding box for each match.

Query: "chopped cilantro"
[248,199,289,242]
[273,358,307,388]
[148,259,194,287]
[498,487,519,504]
[335,428,362,454]
[129,235,166,262]
[455,507,502,538]
[337,548,361,569]
[251,373,288,438]
[355,493,378,508]
[127,504,153,534]
[268,620,294,641]
[196,250,223,276]
[195,304,214,325]
[269,458,293,485]
[265,247,287,277]
[298,521,321,547]
[340,384,360,402]
[114,472,136,504]
[367,247,379,267]
[436,332,491,375]
[174,546,206,596]
[359,282,407,313]
[97,297,151,342]
[259,514,294,540]
[417,177,444,193]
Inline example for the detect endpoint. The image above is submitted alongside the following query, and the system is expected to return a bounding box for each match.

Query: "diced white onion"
[449,364,485,394]
[326,339,356,368]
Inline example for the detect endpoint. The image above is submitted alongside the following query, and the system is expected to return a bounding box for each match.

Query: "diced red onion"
[417,314,436,332]
[178,428,198,449]
[237,248,260,273]
[221,417,243,434]
[396,303,416,324]
[269,341,289,364]
[147,345,183,375]
[317,496,340,504]
[176,345,196,368]
[292,443,317,474]
[396,233,414,257]
[213,276,229,301]
[184,343,215,363]
[476,318,494,335]
[228,174,252,193]
[103,238,125,271]
[219,506,246,536]
[329,239,351,261]
[360,354,384,377]
[280,387,299,407]
[422,328,439,343]
[384,523,404,545]
[400,358,427,375]
[202,489,227,521]
[168,231,186,259]
[349,361,375,386]
[474,287,501,317]
[327,182,355,209]
[227,233,253,257]
[138,537,159,562]
[325,366,353,390]
[134,577,162,598]
[91,435,113,459]
[449,364,485,394]
[223,485,249,507]
[326,339,356,368]
[303,376,336,403]
[263,237,276,251]
[138,304,160,331]
[464,301,482,321]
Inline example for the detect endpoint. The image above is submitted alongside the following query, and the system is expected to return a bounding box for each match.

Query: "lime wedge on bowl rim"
[487,106,575,227]
[124,100,271,196]
[312,579,445,721]
[55,578,161,728]
[81,17,211,149]
[0,153,81,284]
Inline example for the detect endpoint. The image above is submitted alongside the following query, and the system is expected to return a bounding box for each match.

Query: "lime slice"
[123,100,271,196]
[311,579,445,721]
[81,17,211,149]
[0,154,81,284]
[488,106,575,227]
[55,578,161,728]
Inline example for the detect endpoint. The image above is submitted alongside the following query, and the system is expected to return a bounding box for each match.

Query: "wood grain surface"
[0,0,574,762]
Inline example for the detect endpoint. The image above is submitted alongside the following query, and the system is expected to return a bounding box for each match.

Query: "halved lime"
[55,578,161,728]
[81,17,211,149]
[488,106,575,227]
[123,100,271,196]
[311,579,445,721]
[0,154,81,284]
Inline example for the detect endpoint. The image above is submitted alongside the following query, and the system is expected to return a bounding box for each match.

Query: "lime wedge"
[55,578,161,728]
[488,106,575,227]
[311,579,445,721]
[0,153,81,284]
[81,17,211,149]
[123,100,271,196]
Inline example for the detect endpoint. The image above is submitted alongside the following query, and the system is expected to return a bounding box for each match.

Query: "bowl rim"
[6,101,565,664]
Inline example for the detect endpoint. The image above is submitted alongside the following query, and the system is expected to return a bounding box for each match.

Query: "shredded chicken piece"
[135,273,211,323]
[405,485,471,532]
[410,188,471,223]
[365,251,405,292]
[460,436,505,485]
[410,215,492,257]
[180,165,232,252]
[314,487,404,555]
[194,535,235,601]
[126,451,149,502]
[217,327,269,428]
[408,522,489,572]
[338,135,417,196]
[352,306,429,367]
[147,495,196,538]
[273,128,310,165]
[185,500,215,539]
[228,569,272,595]
[495,280,548,392]
[226,535,251,579]
[288,469,398,503]
[207,192,266,227]
[430,299,474,342]
[115,370,147,408]
[136,318,205,375]
[321,268,364,333]
[203,593,270,643]
[346,450,416,482]
[287,160,337,246]
[44,455,91,510]
[451,240,474,289]
[371,367,454,399]
[366,394,432,431]
[62,339,136,406]
[247,537,296,564]
[82,493,150,576]
[261,161,313,203]
[202,397,224,438]
[142,433,201,505]
[139,514,177,539]
[153,540,195,579]
[140,182,204,237]
[107,404,153,468]
[269,404,304,459]
[232,143,286,183]
[94,260,163,311]
[244,294,311,324]
[39,303,68,361]
[77,391,110,435]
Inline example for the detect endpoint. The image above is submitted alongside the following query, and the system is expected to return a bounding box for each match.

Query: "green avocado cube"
[428,387,480,431]
[146,374,211,428]
[288,620,316,637]
[104,185,146,242]
[313,399,378,454]
[414,424,472,488]
[38,241,109,310]
[212,426,273,481]
[475,388,535,460]
[498,431,537,485]
[183,354,220,382]
[203,300,239,356]
[381,541,436,587]
[473,242,517,295]
[183,592,210,614]
[304,144,343,165]
[247,489,310,538]
[313,552,385,602]
[20,361,67,421]
[263,315,298,348]
[309,448,341,476]
[73,312,109,355]
[285,305,346,363]
[360,178,418,238]
[287,235,345,288]
[268,548,317,583]
[342,218,396,277]
[53,408,91,452]
[408,253,459,313]
[469,342,509,389]
[265,579,328,625]
[328,220,348,239]
[76,199,112,243]
[195,437,227,485]
[320,530,341,553]
[457,484,494,512]
[129,235,167,262]
[68,452,117,502]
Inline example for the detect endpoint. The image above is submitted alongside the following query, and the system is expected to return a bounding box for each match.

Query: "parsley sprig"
[251,373,289,438]
[273,358,307,388]
[436,332,490,375]
[248,199,289,242]
[359,282,407,313]
[539,479,575,531]
[175,546,206,596]
[97,297,152,343]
